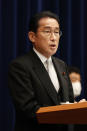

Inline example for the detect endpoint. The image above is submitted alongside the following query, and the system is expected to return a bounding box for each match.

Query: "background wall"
[0,0,87,130]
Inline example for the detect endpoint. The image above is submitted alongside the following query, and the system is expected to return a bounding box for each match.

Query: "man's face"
[69,72,82,98]
[29,17,60,58]
[69,72,81,82]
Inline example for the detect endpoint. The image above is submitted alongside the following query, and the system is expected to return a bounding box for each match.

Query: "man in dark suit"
[8,11,74,131]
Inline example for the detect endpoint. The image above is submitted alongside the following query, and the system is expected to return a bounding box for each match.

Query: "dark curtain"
[0,0,87,131]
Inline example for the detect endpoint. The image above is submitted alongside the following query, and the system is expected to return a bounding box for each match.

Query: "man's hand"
[74,99,86,103]
[79,99,86,103]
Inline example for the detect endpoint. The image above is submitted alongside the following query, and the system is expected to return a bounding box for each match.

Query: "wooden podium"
[36,102,87,124]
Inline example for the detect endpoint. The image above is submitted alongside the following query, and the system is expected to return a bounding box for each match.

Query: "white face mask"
[72,81,82,98]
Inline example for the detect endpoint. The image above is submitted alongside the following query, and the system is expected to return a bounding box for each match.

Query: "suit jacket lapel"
[52,57,69,102]
[30,50,59,105]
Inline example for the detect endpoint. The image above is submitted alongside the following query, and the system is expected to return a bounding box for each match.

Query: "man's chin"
[50,49,57,55]
[48,51,57,57]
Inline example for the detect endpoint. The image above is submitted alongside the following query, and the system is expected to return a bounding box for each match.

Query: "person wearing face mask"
[68,66,85,102]
[68,66,87,131]
[72,82,81,98]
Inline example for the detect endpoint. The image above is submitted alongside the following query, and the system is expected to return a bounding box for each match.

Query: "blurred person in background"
[68,66,86,102]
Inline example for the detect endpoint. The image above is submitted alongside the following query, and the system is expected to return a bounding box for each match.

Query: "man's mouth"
[49,44,56,48]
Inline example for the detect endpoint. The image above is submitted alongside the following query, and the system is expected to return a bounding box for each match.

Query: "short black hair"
[68,66,81,75]
[29,11,60,33]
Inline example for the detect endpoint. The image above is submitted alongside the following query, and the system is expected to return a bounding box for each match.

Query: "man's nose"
[50,32,56,41]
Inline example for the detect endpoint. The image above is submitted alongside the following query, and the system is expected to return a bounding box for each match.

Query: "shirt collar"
[33,47,52,64]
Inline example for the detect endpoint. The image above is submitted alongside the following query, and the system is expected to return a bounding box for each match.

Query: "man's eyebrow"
[43,26,59,30]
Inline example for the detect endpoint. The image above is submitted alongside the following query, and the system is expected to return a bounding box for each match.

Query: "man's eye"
[55,31,59,33]
[44,31,50,33]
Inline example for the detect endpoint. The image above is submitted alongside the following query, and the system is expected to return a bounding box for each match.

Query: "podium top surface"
[36,102,87,124]
[36,102,87,114]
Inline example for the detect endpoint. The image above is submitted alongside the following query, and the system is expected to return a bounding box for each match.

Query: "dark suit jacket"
[8,49,74,131]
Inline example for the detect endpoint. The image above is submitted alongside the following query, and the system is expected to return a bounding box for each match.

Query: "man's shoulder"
[52,56,67,71]
[52,56,65,65]
[9,50,34,67]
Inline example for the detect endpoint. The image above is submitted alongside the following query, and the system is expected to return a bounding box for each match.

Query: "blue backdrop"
[0,0,87,131]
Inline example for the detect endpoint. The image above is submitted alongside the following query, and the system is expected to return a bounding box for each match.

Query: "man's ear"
[28,31,36,43]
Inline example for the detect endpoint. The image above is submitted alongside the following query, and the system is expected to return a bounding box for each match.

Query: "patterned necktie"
[45,59,59,92]
[45,59,50,73]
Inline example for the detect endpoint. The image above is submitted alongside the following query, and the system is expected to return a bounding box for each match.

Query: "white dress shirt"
[33,48,60,92]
